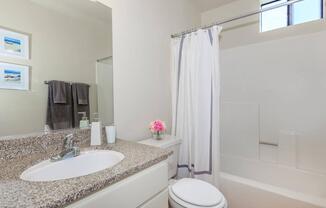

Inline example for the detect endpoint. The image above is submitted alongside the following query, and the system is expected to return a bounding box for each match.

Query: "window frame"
[260,0,325,32]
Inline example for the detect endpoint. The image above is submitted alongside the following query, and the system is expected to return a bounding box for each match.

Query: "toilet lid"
[171,178,223,207]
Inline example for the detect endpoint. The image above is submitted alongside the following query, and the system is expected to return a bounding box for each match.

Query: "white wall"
[201,0,326,179]
[0,0,112,136]
[108,0,200,140]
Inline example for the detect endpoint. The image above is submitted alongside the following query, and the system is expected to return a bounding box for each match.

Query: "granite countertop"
[0,139,170,208]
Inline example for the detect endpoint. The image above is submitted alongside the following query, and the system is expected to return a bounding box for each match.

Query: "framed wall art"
[0,62,29,90]
[0,27,29,60]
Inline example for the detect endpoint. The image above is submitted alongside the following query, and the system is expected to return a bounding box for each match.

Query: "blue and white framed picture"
[0,62,29,90]
[0,28,29,60]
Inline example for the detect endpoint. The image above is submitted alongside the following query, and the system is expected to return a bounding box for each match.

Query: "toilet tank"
[138,135,182,179]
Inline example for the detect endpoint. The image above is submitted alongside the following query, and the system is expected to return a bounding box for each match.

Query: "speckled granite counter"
[0,130,170,208]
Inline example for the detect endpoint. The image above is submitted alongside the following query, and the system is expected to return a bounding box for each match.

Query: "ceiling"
[29,0,112,25]
[29,0,236,23]
[191,0,237,12]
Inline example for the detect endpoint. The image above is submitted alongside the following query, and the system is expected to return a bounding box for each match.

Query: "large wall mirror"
[0,0,113,137]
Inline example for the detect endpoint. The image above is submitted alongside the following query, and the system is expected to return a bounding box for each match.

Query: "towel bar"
[259,141,279,147]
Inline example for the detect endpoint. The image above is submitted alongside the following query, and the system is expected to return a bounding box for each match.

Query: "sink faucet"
[51,134,80,162]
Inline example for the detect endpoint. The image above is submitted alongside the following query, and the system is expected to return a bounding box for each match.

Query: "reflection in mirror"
[96,57,114,127]
[0,0,113,137]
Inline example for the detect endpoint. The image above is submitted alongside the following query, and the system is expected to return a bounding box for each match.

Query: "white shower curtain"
[171,26,222,186]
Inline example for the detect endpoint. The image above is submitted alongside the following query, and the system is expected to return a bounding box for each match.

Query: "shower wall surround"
[202,0,326,177]
[201,1,326,207]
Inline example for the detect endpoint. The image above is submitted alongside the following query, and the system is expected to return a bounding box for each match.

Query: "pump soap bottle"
[78,112,89,129]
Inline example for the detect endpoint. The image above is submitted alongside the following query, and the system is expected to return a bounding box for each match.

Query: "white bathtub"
[220,155,326,208]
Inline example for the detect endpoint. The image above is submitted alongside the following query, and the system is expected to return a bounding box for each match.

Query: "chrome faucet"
[51,134,80,162]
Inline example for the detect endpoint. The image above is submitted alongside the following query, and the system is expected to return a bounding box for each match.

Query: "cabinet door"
[68,161,168,208]
[138,189,168,208]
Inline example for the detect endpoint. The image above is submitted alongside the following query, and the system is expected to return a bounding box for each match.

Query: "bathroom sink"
[20,150,124,182]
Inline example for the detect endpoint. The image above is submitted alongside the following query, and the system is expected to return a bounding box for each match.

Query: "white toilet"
[139,135,227,208]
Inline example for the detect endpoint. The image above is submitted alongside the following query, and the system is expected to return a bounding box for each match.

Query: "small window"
[260,0,324,32]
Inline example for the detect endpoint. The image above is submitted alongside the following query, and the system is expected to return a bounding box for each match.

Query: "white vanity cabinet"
[68,161,168,208]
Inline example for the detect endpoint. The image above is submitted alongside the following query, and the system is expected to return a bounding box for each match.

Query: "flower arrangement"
[149,120,166,140]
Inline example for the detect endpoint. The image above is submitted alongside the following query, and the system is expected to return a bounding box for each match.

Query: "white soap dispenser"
[78,112,89,129]
[91,113,102,146]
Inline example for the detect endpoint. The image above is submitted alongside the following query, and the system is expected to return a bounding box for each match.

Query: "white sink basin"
[20,150,124,182]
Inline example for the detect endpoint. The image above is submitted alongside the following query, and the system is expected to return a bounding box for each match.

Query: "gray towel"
[46,81,73,130]
[52,80,68,104]
[72,83,90,128]
[76,84,89,105]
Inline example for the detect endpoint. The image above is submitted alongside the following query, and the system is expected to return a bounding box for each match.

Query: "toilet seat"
[169,178,226,208]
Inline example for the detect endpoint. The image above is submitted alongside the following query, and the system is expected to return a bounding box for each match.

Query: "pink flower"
[149,120,166,133]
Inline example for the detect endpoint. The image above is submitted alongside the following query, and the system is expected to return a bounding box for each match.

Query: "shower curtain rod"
[171,0,303,38]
